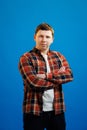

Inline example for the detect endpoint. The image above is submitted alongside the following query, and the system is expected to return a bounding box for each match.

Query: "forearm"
[18,56,53,91]
[45,52,74,84]
[46,67,73,84]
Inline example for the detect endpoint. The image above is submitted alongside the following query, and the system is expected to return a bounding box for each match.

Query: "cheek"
[51,39,53,43]
[36,37,42,41]
[49,39,53,44]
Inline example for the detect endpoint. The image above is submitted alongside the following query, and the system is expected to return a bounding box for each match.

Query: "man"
[18,23,73,130]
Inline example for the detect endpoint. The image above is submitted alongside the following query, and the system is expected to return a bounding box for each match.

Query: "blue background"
[0,0,87,130]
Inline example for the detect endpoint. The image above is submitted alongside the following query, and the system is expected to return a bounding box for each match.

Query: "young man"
[18,23,73,130]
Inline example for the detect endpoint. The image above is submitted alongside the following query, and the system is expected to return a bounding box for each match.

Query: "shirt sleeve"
[18,54,53,91]
[46,52,73,84]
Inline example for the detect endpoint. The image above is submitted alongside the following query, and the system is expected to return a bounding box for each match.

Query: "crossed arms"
[18,53,73,91]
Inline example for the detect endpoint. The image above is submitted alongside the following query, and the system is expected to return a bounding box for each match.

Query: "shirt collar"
[32,47,51,55]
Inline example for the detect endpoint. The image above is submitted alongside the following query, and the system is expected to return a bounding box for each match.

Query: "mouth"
[41,43,47,46]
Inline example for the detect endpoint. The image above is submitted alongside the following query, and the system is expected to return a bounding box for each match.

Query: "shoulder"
[50,50,66,61]
[19,51,32,63]
[20,52,29,58]
[20,49,34,58]
[50,50,63,57]
[19,49,39,63]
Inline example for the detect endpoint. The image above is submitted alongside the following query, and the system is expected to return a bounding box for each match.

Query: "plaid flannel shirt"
[18,47,73,116]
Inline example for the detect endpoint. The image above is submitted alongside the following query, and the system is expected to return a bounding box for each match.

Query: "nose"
[42,36,46,41]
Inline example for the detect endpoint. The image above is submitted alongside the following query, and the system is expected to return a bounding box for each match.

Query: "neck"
[41,50,48,54]
[35,47,49,54]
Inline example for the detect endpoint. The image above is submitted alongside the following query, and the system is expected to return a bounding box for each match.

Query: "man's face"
[34,30,53,52]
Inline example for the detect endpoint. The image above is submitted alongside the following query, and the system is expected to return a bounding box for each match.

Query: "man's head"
[34,23,54,54]
[35,23,54,38]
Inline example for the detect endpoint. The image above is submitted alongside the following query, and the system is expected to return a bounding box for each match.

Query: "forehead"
[36,30,52,36]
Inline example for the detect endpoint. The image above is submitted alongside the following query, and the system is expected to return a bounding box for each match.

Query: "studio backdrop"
[0,0,87,130]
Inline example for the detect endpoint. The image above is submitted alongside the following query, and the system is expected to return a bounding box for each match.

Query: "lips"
[41,43,47,46]
[41,44,47,46]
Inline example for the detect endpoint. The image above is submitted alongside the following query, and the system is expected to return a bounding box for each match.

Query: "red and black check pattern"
[18,47,73,115]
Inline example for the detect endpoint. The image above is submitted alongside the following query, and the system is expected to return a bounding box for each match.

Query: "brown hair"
[35,23,54,37]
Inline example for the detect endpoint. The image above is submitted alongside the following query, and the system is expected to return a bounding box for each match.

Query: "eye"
[39,35,43,38]
[46,36,50,38]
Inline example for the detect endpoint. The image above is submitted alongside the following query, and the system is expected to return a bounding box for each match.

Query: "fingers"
[58,66,65,73]
[36,74,46,79]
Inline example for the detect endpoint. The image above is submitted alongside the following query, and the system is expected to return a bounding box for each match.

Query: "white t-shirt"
[41,53,54,111]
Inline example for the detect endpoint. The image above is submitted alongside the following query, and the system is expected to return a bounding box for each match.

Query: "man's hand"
[36,67,65,79]
[58,66,65,73]
[36,74,46,79]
